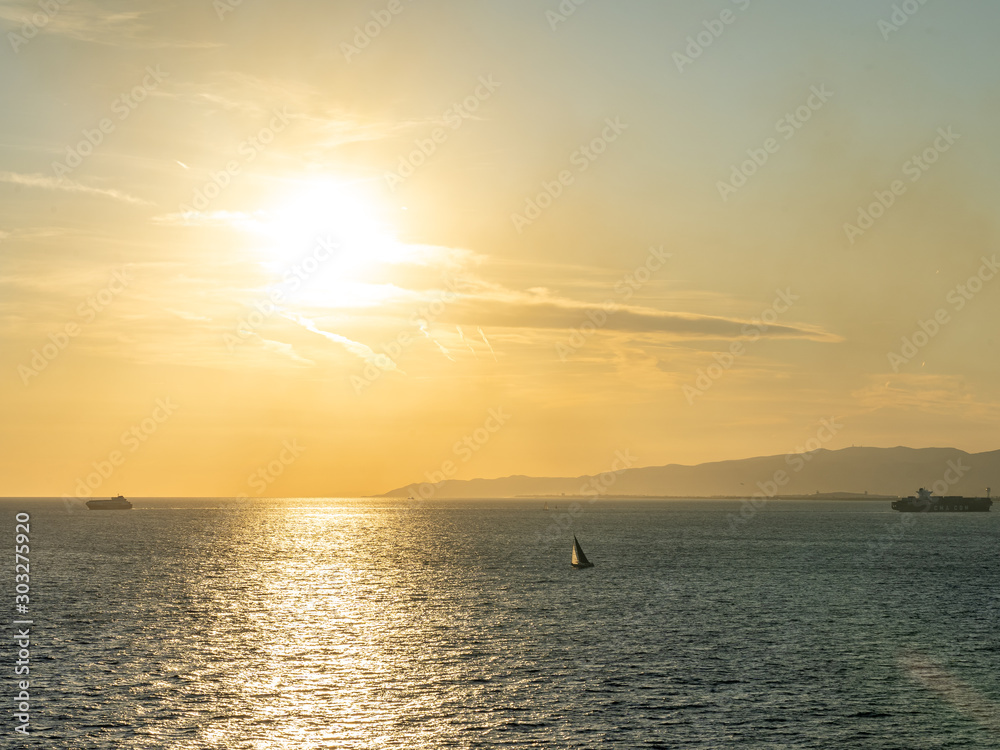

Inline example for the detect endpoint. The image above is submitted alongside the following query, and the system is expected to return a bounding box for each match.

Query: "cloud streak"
[0,2,213,48]
[282,311,401,372]
[151,209,265,229]
[478,326,499,361]
[374,286,841,343]
[0,171,150,206]
[261,338,313,366]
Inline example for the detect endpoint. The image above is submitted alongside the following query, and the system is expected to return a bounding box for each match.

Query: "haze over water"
[5,497,997,748]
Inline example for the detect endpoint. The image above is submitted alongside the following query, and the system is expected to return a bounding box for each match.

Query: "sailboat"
[571,535,594,569]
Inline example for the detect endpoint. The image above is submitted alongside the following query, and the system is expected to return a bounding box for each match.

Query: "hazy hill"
[379,446,1000,498]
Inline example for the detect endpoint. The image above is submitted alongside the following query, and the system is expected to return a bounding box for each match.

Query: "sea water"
[2,497,998,748]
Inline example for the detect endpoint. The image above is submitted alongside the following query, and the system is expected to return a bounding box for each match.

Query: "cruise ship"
[86,494,133,510]
[891,487,992,513]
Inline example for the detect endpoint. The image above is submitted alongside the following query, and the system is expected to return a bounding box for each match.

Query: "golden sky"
[2,0,999,497]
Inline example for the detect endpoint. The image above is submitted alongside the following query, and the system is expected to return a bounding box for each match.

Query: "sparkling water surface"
[3,498,999,748]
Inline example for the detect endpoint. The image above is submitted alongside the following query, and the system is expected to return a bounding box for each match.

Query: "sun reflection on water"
[184,500,453,748]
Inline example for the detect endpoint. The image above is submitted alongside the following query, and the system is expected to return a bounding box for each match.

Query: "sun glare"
[249,177,417,308]
[259,177,392,258]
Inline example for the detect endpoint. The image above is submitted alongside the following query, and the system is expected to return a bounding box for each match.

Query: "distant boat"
[571,535,594,569]
[86,494,132,510]
[892,487,992,513]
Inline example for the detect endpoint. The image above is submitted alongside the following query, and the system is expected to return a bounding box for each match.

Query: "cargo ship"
[86,494,133,510]
[891,487,992,513]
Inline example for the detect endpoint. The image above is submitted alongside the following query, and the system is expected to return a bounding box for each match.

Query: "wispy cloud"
[165,308,212,322]
[282,311,401,372]
[417,320,454,361]
[151,209,264,229]
[853,374,1000,418]
[261,338,313,366]
[164,70,419,149]
[0,1,213,48]
[457,326,477,358]
[164,71,305,119]
[0,170,150,206]
[478,326,498,361]
[373,283,841,343]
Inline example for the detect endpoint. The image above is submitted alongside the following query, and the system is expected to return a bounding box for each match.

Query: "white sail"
[571,535,593,568]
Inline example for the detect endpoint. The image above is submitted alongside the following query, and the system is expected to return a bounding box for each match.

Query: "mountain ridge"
[379,446,998,499]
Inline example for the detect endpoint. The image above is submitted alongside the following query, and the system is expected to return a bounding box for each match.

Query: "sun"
[257,177,393,262]
[250,176,415,308]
